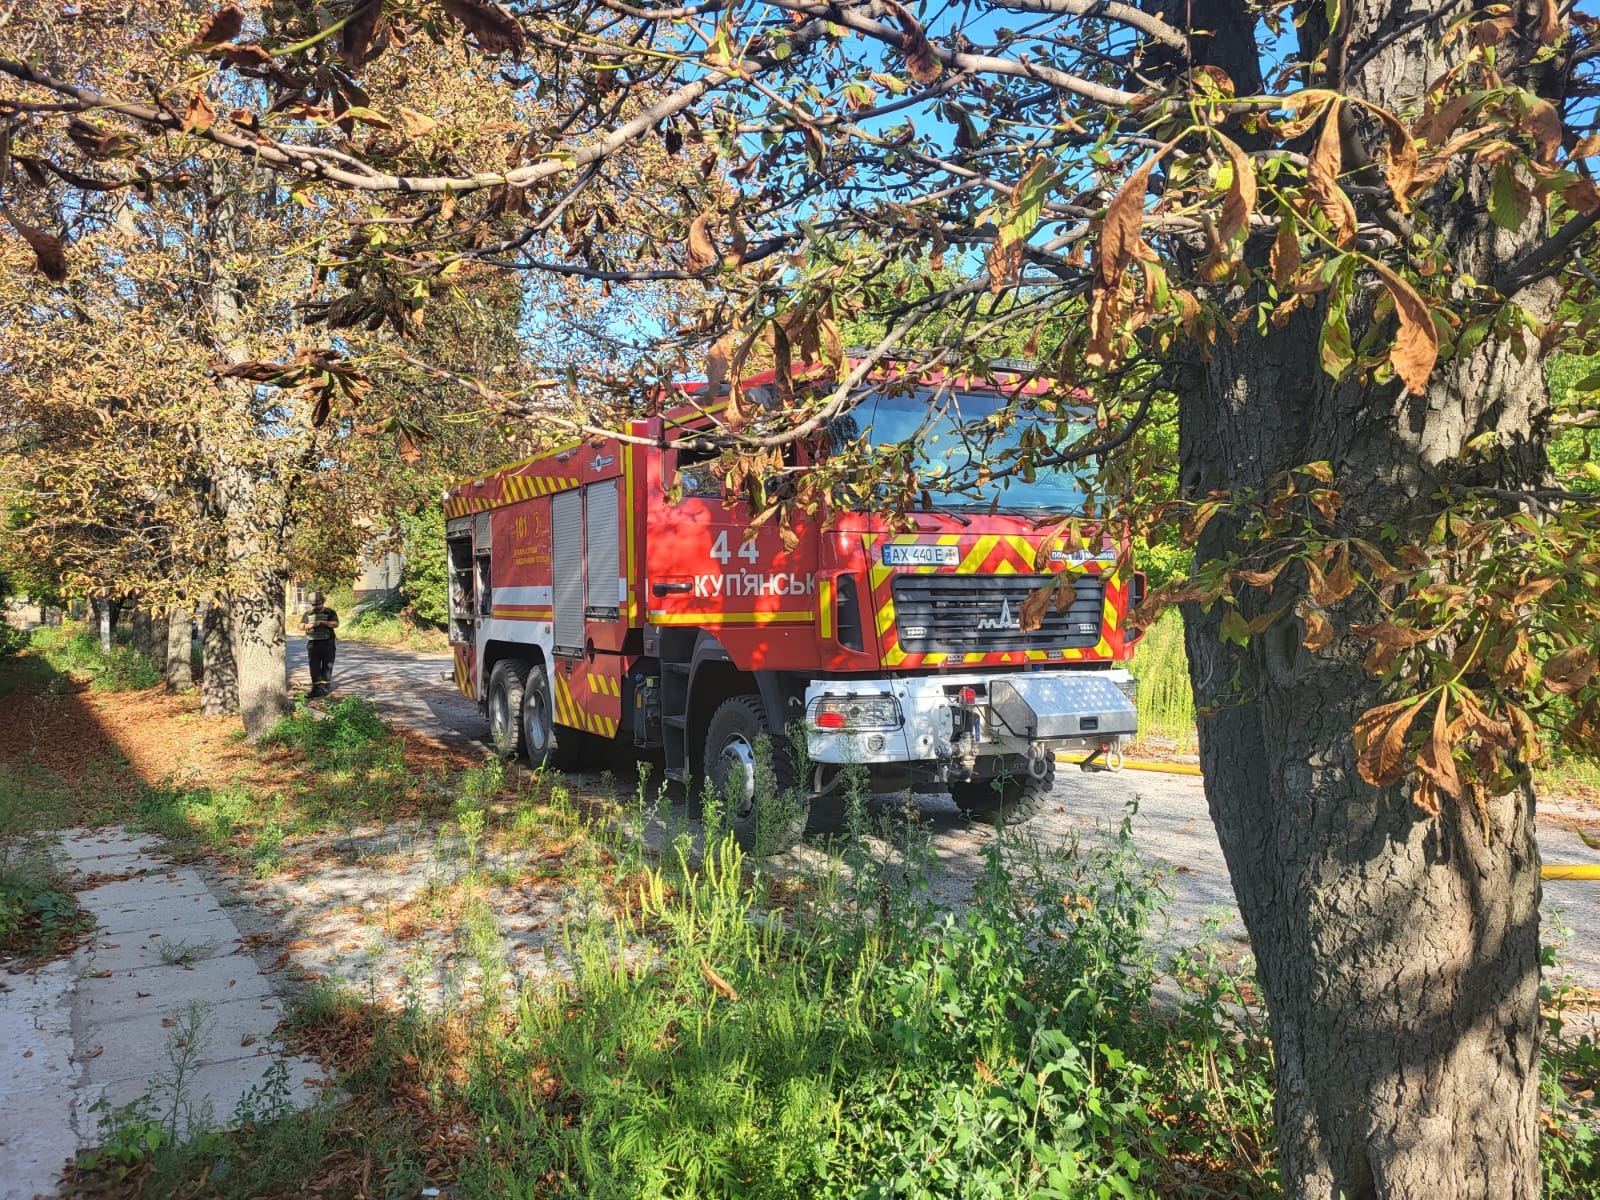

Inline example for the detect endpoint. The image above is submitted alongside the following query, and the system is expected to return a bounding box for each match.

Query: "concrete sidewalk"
[0,830,322,1200]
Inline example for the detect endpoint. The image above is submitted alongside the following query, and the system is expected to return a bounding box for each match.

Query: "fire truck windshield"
[841,388,1091,513]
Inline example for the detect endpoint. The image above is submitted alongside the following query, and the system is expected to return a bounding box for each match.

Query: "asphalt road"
[287,638,1600,990]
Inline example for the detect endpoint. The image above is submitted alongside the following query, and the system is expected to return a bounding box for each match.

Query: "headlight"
[809,694,902,731]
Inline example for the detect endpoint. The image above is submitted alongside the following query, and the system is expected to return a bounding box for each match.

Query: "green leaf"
[1220,607,1250,645]
[1489,165,1526,231]
[1319,257,1358,380]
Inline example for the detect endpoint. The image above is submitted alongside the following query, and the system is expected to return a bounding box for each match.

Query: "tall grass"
[1132,611,1196,752]
[30,625,162,692]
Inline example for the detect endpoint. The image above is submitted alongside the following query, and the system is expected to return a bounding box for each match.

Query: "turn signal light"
[957,687,978,705]
[815,710,847,730]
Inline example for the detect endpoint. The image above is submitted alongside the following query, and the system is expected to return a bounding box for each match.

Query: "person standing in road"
[300,590,340,699]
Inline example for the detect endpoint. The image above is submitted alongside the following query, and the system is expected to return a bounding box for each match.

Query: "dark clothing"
[302,606,339,641]
[308,639,336,692]
[302,605,338,695]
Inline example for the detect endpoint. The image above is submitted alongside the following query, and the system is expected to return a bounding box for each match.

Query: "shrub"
[0,621,29,659]
[464,814,1252,1199]
[259,696,389,760]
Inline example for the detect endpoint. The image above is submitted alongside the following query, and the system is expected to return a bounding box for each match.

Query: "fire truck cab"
[443,372,1142,849]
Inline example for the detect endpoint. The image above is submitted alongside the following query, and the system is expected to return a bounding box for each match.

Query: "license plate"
[883,544,960,566]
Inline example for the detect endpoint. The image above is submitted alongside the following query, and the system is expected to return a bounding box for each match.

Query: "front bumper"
[803,669,1137,767]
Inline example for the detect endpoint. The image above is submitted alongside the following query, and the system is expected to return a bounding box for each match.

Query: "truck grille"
[891,574,1106,654]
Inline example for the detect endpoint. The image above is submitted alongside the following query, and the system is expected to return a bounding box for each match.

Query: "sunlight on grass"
[1132,611,1196,753]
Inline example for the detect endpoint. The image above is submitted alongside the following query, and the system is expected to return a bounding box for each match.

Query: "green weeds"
[30,625,162,692]
[1131,611,1196,753]
[59,698,1598,1200]
[0,763,89,961]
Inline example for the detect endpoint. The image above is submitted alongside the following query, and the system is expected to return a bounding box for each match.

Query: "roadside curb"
[1056,753,1203,777]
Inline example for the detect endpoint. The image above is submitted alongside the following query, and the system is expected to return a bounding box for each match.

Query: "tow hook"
[1027,745,1052,780]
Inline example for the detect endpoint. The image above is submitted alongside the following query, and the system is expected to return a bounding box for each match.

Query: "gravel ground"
[288,638,1600,994]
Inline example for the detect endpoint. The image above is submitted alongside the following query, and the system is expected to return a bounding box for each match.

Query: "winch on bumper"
[803,669,1138,787]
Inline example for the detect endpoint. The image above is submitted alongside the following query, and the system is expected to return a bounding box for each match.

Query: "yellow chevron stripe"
[959,535,999,574]
[818,578,834,639]
[555,673,575,727]
[875,597,896,636]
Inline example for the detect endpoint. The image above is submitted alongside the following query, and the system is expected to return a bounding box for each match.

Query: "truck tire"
[951,756,1055,826]
[523,664,586,772]
[703,695,808,854]
[487,660,528,761]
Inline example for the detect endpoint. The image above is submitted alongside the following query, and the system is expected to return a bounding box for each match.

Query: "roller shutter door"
[585,480,620,617]
[552,488,584,654]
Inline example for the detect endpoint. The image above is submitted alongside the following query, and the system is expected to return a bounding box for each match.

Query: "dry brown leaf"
[1235,561,1288,589]
[1214,133,1256,245]
[183,90,217,134]
[700,958,739,1001]
[1097,147,1170,290]
[1355,698,1425,788]
[442,0,526,56]
[1308,103,1356,247]
[1539,0,1564,44]
[1416,695,1462,799]
[215,43,276,69]
[686,213,717,272]
[399,107,439,138]
[986,237,1024,294]
[1566,179,1600,216]
[1270,214,1300,289]
[1415,95,1472,149]
[1523,99,1563,164]
[1544,645,1596,696]
[705,331,734,399]
[1373,263,1438,397]
[1302,608,1334,652]
[4,210,68,282]
[1510,577,1559,607]
[193,5,244,46]
[1358,101,1418,209]
[1018,583,1052,632]
[340,2,387,69]
[1085,140,1176,368]
[883,0,941,85]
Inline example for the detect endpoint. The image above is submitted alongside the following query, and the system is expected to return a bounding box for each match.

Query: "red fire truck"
[443,368,1143,848]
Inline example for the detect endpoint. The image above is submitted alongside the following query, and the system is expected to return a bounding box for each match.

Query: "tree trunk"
[1179,156,1553,1200]
[230,572,290,739]
[199,600,238,717]
[130,608,151,659]
[147,610,168,673]
[166,606,193,691]
[1158,2,1564,1193]
[92,597,113,653]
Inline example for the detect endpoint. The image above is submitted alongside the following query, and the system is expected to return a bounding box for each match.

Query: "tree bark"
[92,597,113,653]
[130,608,151,659]
[199,599,238,717]
[165,606,193,692]
[198,159,294,739]
[1155,4,1564,1193]
[230,570,290,739]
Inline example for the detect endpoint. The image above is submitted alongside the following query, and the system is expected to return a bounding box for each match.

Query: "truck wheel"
[523,664,586,772]
[703,695,808,854]
[951,756,1055,826]
[487,660,528,761]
